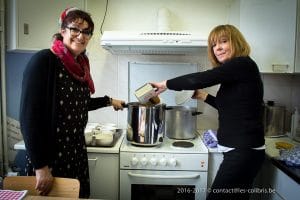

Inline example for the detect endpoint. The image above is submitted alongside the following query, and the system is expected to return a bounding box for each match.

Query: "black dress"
[25,65,90,198]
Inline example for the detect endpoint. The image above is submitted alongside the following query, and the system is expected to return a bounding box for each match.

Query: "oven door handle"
[128,172,200,179]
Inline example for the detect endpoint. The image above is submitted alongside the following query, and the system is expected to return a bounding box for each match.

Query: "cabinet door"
[259,158,300,200]
[7,0,86,52]
[269,192,285,200]
[295,0,300,73]
[240,0,297,73]
[207,153,223,189]
[0,0,3,32]
[88,153,119,200]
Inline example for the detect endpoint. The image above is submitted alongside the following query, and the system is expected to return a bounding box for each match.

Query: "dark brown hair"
[53,9,94,41]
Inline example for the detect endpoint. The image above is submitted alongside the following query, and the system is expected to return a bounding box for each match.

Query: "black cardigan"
[20,49,110,169]
[167,56,265,148]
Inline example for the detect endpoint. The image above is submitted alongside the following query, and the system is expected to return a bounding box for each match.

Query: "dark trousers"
[206,148,265,200]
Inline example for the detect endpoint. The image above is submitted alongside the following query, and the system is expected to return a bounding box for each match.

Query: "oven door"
[120,170,207,200]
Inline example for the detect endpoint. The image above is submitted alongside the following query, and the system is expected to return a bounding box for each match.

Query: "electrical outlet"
[24,23,29,35]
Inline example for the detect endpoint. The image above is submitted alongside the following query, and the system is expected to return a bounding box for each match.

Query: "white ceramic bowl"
[85,122,99,129]
[84,131,93,145]
[95,134,114,146]
[101,127,116,134]
[101,123,117,128]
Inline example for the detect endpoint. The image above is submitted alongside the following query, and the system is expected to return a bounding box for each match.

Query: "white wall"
[85,0,234,129]
[84,0,300,131]
[87,0,233,33]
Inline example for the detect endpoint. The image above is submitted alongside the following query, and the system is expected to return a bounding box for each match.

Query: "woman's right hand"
[35,166,54,195]
[111,98,126,111]
[150,80,167,95]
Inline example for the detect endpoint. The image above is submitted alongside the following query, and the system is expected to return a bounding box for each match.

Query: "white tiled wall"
[86,0,232,129]
[87,50,214,128]
[262,74,300,112]
[290,75,300,109]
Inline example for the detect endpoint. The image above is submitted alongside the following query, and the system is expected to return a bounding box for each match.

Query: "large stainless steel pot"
[165,106,202,139]
[125,102,166,146]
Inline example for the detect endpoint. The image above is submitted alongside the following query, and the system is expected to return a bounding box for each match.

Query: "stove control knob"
[169,158,177,167]
[131,157,139,166]
[141,157,148,166]
[159,158,167,166]
[150,158,157,166]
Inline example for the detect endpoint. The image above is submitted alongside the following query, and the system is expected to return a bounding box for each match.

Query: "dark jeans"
[206,148,265,200]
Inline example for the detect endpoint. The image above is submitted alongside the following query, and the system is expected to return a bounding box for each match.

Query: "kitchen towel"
[278,145,300,167]
[0,189,28,200]
[203,130,218,148]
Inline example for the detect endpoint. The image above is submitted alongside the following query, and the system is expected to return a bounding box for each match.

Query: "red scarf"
[51,39,95,94]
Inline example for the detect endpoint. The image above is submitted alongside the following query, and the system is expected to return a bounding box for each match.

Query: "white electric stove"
[119,135,209,200]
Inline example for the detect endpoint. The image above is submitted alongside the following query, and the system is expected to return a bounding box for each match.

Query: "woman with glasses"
[20,8,125,198]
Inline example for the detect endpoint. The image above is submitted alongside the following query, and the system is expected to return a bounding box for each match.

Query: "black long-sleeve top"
[19,49,111,169]
[167,56,265,148]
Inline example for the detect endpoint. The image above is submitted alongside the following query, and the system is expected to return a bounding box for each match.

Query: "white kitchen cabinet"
[6,0,86,52]
[295,0,300,73]
[88,152,119,200]
[207,152,223,189]
[0,0,3,32]
[254,158,300,200]
[240,0,298,73]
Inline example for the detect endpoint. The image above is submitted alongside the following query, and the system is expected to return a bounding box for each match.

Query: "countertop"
[264,136,300,157]
[265,136,300,184]
[14,134,125,154]
[14,131,300,184]
[198,130,300,184]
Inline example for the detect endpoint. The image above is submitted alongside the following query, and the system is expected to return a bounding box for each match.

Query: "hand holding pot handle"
[111,98,126,111]
[121,102,128,108]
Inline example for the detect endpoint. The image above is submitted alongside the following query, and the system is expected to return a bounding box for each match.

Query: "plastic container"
[263,101,286,137]
[291,107,300,142]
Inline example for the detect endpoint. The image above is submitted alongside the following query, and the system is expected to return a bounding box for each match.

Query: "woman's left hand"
[192,89,208,101]
[35,166,54,196]
[111,99,125,111]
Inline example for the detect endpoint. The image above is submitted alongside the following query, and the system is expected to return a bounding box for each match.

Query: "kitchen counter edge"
[265,136,300,184]
[14,134,125,154]
[198,130,300,184]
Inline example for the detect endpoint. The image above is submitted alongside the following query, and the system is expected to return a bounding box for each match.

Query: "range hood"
[100,31,207,55]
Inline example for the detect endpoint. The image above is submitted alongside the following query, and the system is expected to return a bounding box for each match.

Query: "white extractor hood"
[100,31,207,55]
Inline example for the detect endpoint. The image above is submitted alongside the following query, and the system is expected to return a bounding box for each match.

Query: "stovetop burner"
[172,141,194,148]
[121,135,208,154]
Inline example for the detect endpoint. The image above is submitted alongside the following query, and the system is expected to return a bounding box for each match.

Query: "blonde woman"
[151,24,265,200]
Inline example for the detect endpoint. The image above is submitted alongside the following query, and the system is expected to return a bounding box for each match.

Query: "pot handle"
[164,106,174,110]
[192,111,202,116]
[121,102,128,108]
